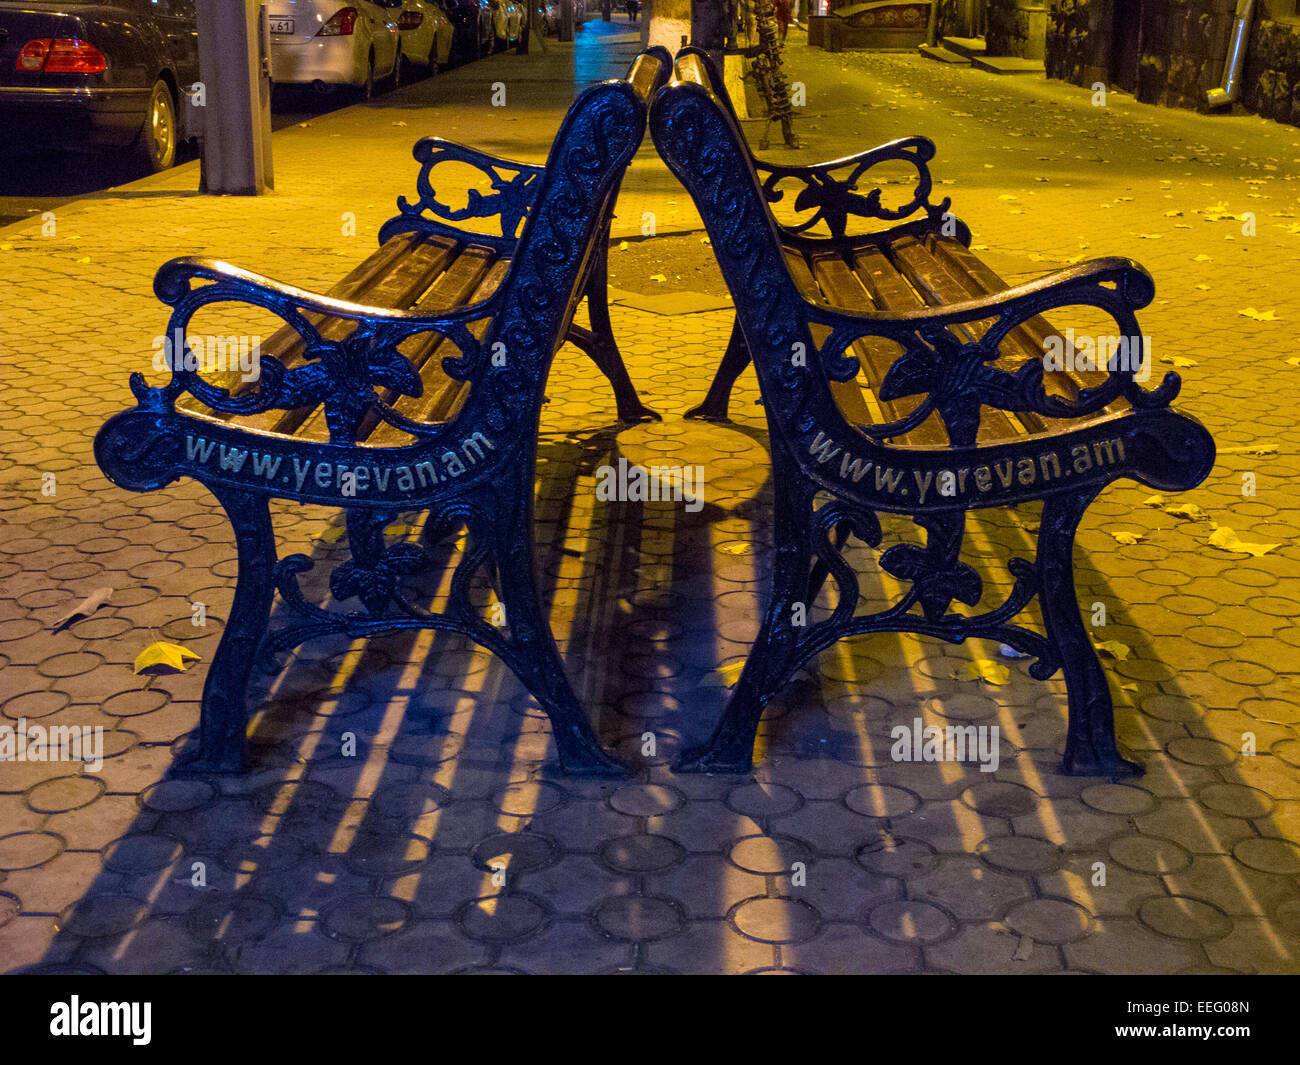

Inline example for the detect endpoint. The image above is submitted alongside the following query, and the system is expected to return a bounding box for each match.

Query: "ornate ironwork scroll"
[755,137,951,240]
[380,139,545,250]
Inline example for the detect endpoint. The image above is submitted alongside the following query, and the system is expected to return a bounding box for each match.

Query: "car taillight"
[397,10,423,29]
[14,38,108,73]
[15,40,49,71]
[317,7,359,35]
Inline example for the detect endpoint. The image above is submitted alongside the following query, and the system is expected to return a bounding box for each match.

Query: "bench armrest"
[754,136,952,241]
[847,257,1156,333]
[137,256,495,439]
[381,138,546,248]
[154,255,497,327]
[807,257,1181,443]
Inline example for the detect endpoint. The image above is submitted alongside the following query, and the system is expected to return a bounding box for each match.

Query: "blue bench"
[94,48,671,776]
[651,50,1216,778]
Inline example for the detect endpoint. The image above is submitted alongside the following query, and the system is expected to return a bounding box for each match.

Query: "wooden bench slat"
[785,248,825,304]
[174,233,460,439]
[930,237,1128,412]
[281,244,501,444]
[926,238,1134,437]
[889,235,1027,435]
[807,253,949,448]
[218,240,495,441]
[841,246,986,447]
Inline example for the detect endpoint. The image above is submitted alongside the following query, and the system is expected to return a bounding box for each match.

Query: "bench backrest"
[649,53,863,450]
[651,54,1216,518]
[444,48,669,438]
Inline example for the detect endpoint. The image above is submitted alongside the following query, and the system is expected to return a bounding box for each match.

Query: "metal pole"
[196,0,273,194]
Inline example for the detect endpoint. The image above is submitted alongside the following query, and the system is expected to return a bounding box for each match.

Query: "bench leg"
[1039,489,1143,779]
[177,486,276,774]
[686,318,750,421]
[493,531,628,777]
[676,480,813,773]
[570,252,660,424]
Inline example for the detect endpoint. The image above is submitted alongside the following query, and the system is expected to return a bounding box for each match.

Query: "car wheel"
[360,53,376,100]
[427,45,438,75]
[131,79,176,173]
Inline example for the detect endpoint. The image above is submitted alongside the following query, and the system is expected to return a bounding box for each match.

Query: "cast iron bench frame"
[94,48,671,777]
[651,50,1216,778]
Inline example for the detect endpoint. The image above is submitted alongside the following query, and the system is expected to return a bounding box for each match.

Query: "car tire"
[427,46,438,76]
[395,51,410,88]
[130,79,176,174]
[359,53,376,100]
[381,50,400,93]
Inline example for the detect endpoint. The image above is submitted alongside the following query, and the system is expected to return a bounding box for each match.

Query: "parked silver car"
[393,0,455,77]
[268,1,401,97]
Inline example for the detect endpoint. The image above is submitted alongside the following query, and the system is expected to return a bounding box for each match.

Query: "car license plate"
[269,16,295,34]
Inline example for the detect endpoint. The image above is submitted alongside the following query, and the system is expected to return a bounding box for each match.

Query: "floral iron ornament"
[384,138,545,249]
[755,137,951,241]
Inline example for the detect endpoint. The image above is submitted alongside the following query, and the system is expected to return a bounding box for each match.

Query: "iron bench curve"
[649,49,1216,780]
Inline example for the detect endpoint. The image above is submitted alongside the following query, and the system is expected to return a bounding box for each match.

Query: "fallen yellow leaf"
[1092,639,1131,661]
[1163,503,1208,521]
[964,660,1010,686]
[1111,531,1145,545]
[1207,527,1279,557]
[134,642,201,675]
[1240,307,1280,321]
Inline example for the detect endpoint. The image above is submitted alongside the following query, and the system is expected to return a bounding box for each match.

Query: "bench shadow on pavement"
[28,357,1298,973]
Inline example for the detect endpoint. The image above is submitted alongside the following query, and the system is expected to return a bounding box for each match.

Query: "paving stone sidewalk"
[1,25,1298,974]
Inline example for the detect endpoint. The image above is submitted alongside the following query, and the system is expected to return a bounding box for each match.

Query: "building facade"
[935,1,1300,129]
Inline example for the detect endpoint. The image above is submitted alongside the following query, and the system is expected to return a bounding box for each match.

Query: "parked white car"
[394,0,455,77]
[268,1,401,97]
[503,0,523,41]
[485,0,522,45]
